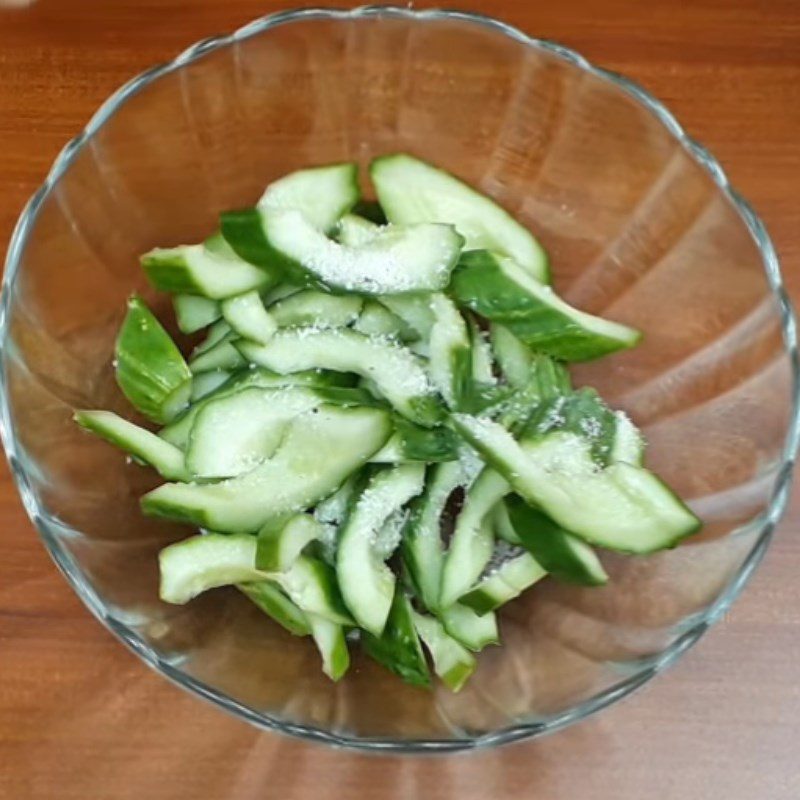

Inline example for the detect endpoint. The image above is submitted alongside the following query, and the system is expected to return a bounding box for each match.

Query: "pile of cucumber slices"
[75,154,701,690]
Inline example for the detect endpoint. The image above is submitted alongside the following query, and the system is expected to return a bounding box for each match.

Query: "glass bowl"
[2,6,798,753]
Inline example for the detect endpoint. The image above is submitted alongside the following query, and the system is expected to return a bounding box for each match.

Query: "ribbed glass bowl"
[2,6,798,753]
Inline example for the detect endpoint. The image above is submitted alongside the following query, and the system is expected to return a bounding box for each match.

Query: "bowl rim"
[1,4,798,754]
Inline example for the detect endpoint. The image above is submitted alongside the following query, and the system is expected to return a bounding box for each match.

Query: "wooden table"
[1,1,799,797]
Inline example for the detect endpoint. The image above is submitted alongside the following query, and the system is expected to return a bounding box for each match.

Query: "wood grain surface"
[1,1,799,798]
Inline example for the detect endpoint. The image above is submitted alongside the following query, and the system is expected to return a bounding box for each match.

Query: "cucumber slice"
[453,415,701,554]
[378,294,435,340]
[221,290,277,345]
[504,496,609,586]
[115,296,192,424]
[185,386,324,478]
[401,461,465,612]
[492,501,521,545]
[336,464,425,636]
[263,283,302,305]
[370,419,460,464]
[490,324,532,389]
[362,588,430,687]
[611,410,646,465]
[439,468,509,608]
[428,294,471,410]
[238,581,311,637]
[315,473,359,527]
[498,353,572,433]
[337,213,380,247]
[313,473,361,565]
[411,610,476,692]
[468,317,495,385]
[74,410,188,481]
[189,336,245,374]
[142,242,277,300]
[371,153,549,283]
[523,388,617,466]
[307,613,350,681]
[159,534,264,604]
[223,207,464,295]
[160,367,352,448]
[173,294,221,334]
[143,405,392,532]
[453,251,641,362]
[439,603,499,652]
[236,328,443,427]
[192,318,232,355]
[256,513,324,572]
[268,289,363,329]
[459,547,547,615]
[353,300,418,342]
[257,162,360,233]
[190,370,232,401]
[278,555,353,626]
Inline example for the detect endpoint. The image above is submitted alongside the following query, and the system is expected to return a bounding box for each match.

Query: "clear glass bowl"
[2,6,798,753]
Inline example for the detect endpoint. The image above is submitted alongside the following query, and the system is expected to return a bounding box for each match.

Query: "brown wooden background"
[1,1,799,798]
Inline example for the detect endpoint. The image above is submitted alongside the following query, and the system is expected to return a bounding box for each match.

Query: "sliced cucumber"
[523,388,617,466]
[411,610,476,692]
[257,162,360,233]
[190,370,232,401]
[189,336,245,374]
[492,501,521,545]
[221,290,277,345]
[453,416,701,553]
[439,468,509,608]
[336,464,425,636]
[173,294,221,334]
[307,613,350,681]
[371,153,549,283]
[504,496,608,586]
[278,555,353,626]
[185,386,324,478]
[453,251,641,362]
[439,603,499,652]
[115,296,192,424]
[611,410,646,465]
[223,207,464,295]
[256,513,324,572]
[370,418,460,464]
[353,300,418,342]
[192,319,232,355]
[378,294,435,340]
[143,405,392,533]
[263,283,302,305]
[428,294,471,410]
[142,242,277,299]
[238,581,311,637]
[498,353,572,433]
[313,473,361,565]
[490,324,532,389]
[401,461,465,612]
[468,317,495,385]
[237,328,443,426]
[160,367,352,449]
[337,213,380,247]
[460,547,547,615]
[159,534,264,604]
[362,588,430,687]
[268,289,363,329]
[74,410,187,481]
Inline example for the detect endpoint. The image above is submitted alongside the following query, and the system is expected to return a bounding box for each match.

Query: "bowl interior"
[2,9,795,749]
